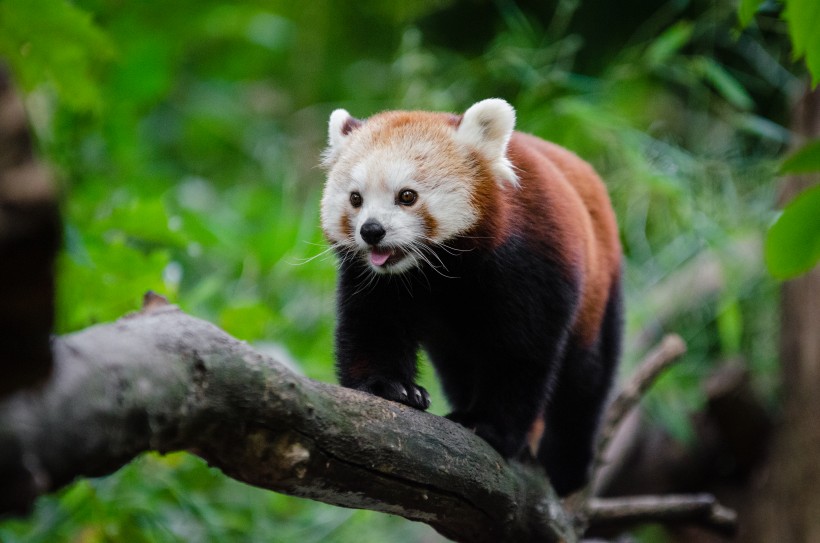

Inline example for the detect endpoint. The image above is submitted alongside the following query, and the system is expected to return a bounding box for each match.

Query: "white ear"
[328,108,361,150]
[456,98,517,186]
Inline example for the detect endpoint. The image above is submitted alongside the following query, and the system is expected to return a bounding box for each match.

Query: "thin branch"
[586,494,738,538]
[594,334,687,475]
[570,334,687,513]
[566,334,737,539]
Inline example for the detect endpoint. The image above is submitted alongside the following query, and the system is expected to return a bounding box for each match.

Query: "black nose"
[360,220,386,245]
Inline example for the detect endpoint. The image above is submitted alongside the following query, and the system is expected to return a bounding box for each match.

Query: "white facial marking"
[321,100,518,275]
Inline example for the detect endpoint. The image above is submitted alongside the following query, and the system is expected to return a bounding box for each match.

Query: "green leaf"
[765,184,820,279]
[738,0,765,27]
[783,0,820,85]
[779,139,820,174]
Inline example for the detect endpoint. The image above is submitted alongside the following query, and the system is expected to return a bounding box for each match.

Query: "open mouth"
[368,246,407,268]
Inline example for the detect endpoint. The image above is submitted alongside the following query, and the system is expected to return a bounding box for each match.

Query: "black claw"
[356,377,430,410]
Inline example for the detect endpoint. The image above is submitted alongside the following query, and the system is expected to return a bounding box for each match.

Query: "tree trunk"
[584,86,820,543]
[0,65,60,397]
[744,85,820,543]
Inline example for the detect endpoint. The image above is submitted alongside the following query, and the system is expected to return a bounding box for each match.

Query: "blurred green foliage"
[0,0,810,541]
[739,0,820,280]
[0,453,435,543]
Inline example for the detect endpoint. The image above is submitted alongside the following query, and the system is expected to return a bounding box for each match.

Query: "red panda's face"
[320,99,517,275]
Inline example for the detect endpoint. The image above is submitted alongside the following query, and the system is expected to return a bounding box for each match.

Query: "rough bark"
[0,296,575,543]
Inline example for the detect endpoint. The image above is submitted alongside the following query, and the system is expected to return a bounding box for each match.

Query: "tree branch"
[566,334,737,539]
[0,295,575,543]
[0,297,741,541]
[594,334,688,474]
[587,495,737,538]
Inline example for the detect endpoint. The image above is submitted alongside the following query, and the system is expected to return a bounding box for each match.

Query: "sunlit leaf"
[779,139,820,174]
[109,36,174,106]
[783,0,820,85]
[57,239,170,332]
[765,184,820,279]
[738,0,765,26]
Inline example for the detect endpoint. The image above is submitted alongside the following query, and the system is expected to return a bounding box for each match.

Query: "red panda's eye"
[350,192,362,208]
[397,189,417,206]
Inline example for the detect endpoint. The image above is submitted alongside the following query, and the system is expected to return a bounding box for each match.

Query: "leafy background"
[0,0,817,541]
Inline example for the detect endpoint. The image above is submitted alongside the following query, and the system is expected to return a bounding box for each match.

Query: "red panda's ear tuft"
[328,109,362,150]
[455,99,518,186]
[323,109,363,168]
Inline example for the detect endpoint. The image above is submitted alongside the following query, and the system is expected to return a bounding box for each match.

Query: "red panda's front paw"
[356,376,431,410]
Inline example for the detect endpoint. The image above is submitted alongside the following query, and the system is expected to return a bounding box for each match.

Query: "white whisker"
[419,243,450,270]
[407,242,458,280]
[351,266,379,297]
[394,271,415,298]
[289,243,339,266]
[427,238,475,256]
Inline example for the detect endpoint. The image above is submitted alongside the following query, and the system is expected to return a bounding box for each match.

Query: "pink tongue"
[370,248,392,266]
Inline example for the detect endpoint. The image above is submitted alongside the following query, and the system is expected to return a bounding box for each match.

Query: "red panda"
[320,99,622,496]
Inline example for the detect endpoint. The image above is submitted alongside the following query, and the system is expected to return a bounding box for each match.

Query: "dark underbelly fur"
[334,237,622,496]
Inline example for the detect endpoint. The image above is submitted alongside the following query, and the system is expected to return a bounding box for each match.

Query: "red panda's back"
[506,132,621,345]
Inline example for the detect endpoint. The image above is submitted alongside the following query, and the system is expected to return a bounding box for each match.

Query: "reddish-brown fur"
[506,132,621,345]
[418,204,439,239]
[460,131,621,346]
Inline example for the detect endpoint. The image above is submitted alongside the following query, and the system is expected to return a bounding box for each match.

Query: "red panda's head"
[320,99,517,274]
